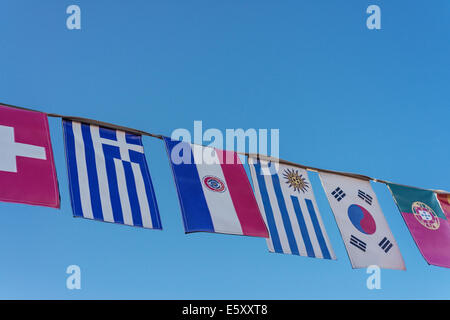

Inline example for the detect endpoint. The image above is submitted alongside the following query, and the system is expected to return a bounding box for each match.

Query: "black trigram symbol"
[350,235,366,252]
[331,187,346,201]
[378,237,393,253]
[358,190,373,205]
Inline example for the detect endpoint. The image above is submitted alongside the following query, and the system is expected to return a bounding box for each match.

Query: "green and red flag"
[387,183,450,268]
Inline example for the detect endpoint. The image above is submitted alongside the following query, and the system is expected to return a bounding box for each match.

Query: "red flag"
[0,105,59,208]
[437,193,450,220]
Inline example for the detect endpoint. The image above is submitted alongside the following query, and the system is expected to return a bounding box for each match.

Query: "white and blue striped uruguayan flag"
[63,120,162,229]
[248,157,336,259]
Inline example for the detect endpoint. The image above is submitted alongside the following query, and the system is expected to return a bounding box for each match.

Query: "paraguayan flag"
[63,120,162,229]
[248,157,336,259]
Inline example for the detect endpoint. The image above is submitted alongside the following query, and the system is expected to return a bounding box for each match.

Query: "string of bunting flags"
[1,101,450,269]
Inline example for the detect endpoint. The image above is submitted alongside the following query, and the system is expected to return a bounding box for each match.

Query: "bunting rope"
[0,101,163,139]
[245,153,450,194]
[1,101,448,195]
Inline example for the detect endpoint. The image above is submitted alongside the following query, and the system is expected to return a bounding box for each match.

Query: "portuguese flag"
[387,183,450,268]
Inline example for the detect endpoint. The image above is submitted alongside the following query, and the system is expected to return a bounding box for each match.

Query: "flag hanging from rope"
[436,193,450,220]
[320,173,405,269]
[63,120,162,229]
[248,158,336,259]
[388,183,450,268]
[163,137,268,238]
[0,105,59,208]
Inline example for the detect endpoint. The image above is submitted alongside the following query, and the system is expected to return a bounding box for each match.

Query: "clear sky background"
[0,0,449,299]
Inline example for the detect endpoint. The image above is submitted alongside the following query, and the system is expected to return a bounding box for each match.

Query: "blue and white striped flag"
[63,120,162,229]
[248,157,336,259]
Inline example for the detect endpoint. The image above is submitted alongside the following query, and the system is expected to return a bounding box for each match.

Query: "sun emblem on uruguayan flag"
[412,201,440,230]
[282,168,309,193]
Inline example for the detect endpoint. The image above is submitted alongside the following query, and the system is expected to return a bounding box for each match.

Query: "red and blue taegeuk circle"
[347,204,376,235]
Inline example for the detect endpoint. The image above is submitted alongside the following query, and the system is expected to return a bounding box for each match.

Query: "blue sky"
[0,0,449,299]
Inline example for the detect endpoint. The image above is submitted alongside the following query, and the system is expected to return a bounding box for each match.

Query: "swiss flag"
[0,105,60,208]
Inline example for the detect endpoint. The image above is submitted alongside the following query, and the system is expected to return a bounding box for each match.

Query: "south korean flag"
[319,172,405,270]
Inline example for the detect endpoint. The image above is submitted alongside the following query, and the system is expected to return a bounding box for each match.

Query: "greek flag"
[248,158,336,259]
[63,120,162,229]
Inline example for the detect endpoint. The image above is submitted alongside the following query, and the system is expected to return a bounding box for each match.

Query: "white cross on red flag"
[0,105,59,208]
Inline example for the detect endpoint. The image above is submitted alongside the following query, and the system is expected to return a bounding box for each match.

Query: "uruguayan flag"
[63,120,162,229]
[249,157,336,259]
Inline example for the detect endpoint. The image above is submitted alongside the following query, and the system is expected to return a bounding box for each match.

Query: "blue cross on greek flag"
[63,120,162,229]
